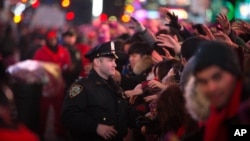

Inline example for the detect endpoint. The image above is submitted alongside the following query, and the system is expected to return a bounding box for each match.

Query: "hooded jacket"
[184,76,210,122]
[120,55,153,90]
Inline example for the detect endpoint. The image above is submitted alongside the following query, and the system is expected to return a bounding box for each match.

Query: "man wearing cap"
[62,29,83,87]
[62,41,136,141]
[33,30,71,70]
[183,41,250,141]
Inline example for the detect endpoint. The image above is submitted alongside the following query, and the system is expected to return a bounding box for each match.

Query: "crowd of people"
[0,7,250,141]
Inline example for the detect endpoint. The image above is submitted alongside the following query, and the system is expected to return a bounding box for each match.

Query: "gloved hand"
[130,17,146,33]
[165,11,181,30]
[216,14,231,35]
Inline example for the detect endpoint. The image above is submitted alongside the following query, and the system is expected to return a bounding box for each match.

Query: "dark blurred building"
[103,0,125,18]
[67,0,125,25]
[40,0,92,25]
[38,0,125,25]
[69,0,92,25]
[0,0,3,10]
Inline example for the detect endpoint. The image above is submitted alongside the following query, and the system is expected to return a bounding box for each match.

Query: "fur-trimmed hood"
[133,55,153,75]
[184,76,210,122]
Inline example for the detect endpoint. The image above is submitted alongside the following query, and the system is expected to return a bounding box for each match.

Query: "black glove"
[165,12,181,30]
[130,17,146,33]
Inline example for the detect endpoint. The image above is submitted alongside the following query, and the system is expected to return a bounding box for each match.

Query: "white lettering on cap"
[111,41,115,53]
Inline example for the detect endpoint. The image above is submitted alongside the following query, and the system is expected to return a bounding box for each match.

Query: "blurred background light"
[61,0,70,8]
[21,0,28,3]
[158,0,167,5]
[109,15,117,22]
[133,9,147,20]
[31,0,40,8]
[12,2,26,15]
[125,4,135,13]
[92,0,103,17]
[139,0,146,3]
[13,15,22,23]
[100,13,108,22]
[121,14,130,22]
[66,11,75,21]
[147,10,159,19]
[235,1,250,21]
[167,8,188,19]
[239,4,250,17]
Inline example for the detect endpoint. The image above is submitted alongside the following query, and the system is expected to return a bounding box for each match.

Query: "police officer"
[61,41,133,141]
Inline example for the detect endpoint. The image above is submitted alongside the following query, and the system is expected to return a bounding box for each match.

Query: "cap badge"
[111,41,115,53]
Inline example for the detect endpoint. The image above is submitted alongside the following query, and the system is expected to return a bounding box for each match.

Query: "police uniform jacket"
[62,70,132,141]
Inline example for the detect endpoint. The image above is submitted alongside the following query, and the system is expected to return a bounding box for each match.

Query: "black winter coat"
[62,70,136,141]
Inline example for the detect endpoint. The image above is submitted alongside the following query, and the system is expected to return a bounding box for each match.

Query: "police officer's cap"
[85,41,118,61]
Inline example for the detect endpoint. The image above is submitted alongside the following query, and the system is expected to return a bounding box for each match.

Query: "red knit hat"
[46,30,57,39]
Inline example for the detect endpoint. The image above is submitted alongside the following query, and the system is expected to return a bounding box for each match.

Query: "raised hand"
[216,14,231,35]
[232,20,250,35]
[125,88,143,104]
[156,34,181,54]
[125,89,143,98]
[112,70,121,83]
[96,124,117,140]
[198,24,215,40]
[161,47,175,60]
[130,17,146,33]
[151,50,164,64]
[214,32,238,48]
[148,79,167,90]
[163,9,181,30]
[144,94,158,103]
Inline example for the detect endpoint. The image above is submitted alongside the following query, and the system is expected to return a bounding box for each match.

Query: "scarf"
[204,80,242,141]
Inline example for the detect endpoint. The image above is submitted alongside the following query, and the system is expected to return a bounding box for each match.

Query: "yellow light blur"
[109,16,117,22]
[13,15,22,23]
[126,0,134,3]
[21,0,28,3]
[125,5,135,13]
[61,0,70,8]
[121,14,130,23]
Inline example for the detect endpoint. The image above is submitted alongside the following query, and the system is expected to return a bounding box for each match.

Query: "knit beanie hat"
[181,37,206,61]
[193,41,241,78]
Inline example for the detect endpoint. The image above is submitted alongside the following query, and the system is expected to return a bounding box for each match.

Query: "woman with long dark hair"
[142,85,198,141]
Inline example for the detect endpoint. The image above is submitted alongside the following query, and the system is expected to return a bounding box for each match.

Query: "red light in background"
[100,13,108,22]
[66,11,75,21]
[31,0,40,8]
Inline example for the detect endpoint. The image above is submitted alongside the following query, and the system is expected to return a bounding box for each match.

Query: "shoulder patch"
[69,84,83,98]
